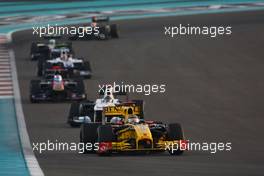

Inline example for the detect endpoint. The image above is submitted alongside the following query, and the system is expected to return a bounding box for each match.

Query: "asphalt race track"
[12,11,264,176]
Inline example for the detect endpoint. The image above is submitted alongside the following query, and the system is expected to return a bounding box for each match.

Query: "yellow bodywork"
[102,105,183,152]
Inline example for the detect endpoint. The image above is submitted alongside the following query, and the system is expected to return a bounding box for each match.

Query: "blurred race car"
[37,50,92,79]
[69,16,119,40]
[30,39,74,60]
[67,86,144,127]
[30,74,86,103]
[80,104,187,156]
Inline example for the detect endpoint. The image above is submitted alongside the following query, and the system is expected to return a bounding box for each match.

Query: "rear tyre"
[68,102,80,127]
[75,79,86,99]
[132,100,144,119]
[167,123,184,156]
[82,61,92,79]
[110,24,119,38]
[30,80,40,103]
[83,61,91,71]
[37,58,44,77]
[30,43,37,60]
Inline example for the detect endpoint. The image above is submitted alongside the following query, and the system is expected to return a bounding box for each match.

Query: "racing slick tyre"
[83,61,91,71]
[68,102,80,127]
[99,26,110,40]
[167,123,184,156]
[97,125,115,156]
[82,61,92,79]
[132,100,144,119]
[110,24,119,38]
[30,42,38,60]
[37,58,44,77]
[80,123,101,153]
[30,80,41,103]
[76,79,86,96]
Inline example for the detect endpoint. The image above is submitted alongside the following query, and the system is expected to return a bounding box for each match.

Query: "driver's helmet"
[91,22,97,27]
[49,39,56,48]
[60,50,68,60]
[68,54,73,59]
[110,117,123,125]
[127,115,140,124]
[53,75,62,82]
[104,95,112,103]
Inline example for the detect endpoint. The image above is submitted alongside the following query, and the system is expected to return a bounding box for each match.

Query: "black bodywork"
[69,16,119,40]
[30,42,74,60]
[30,77,86,103]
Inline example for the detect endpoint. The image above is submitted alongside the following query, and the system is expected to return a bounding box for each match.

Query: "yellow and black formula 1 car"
[80,104,187,156]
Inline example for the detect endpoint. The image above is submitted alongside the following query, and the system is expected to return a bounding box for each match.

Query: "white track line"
[0,70,11,73]
[0,90,13,94]
[0,86,12,89]
[0,81,12,85]
[0,95,13,99]
[0,77,11,81]
[0,58,10,62]
[10,50,44,176]
[0,65,11,69]
[0,73,11,76]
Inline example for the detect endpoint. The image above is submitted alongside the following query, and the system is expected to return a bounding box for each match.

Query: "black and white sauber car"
[37,50,92,79]
[67,86,144,127]
[30,40,74,61]
[30,74,86,103]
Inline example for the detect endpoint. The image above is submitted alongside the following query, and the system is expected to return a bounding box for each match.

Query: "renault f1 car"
[37,50,92,79]
[69,16,119,40]
[30,40,74,60]
[67,86,144,127]
[80,104,187,156]
[30,74,86,103]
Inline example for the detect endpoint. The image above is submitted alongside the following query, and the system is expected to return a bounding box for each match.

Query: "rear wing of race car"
[55,42,72,49]
[92,16,110,22]
[103,104,141,117]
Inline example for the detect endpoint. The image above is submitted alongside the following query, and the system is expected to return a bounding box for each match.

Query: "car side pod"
[97,142,112,155]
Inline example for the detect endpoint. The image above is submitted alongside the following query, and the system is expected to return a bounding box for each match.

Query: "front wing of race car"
[97,140,188,155]
[30,91,86,103]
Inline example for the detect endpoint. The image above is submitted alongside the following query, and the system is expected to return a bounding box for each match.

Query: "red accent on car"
[52,66,62,70]
[145,120,154,124]
[98,142,112,153]
[179,140,189,151]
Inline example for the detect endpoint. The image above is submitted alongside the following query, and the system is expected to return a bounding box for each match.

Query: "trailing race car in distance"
[30,74,86,103]
[37,50,92,79]
[80,104,187,156]
[30,39,74,60]
[67,85,144,127]
[69,16,119,40]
